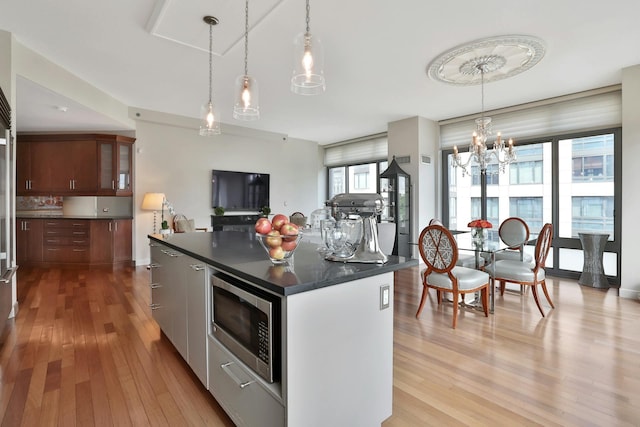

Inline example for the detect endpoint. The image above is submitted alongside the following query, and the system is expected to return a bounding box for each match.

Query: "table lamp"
[141,192,166,234]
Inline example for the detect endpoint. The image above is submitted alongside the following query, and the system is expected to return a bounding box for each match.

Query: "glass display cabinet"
[379,156,411,257]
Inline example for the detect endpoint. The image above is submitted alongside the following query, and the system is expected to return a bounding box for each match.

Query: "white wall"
[620,65,640,299]
[387,116,439,259]
[132,110,322,264]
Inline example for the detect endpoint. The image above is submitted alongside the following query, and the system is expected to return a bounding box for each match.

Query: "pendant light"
[291,0,325,95]
[233,0,260,120]
[200,15,221,136]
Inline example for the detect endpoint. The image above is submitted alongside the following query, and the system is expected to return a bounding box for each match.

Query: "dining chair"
[428,218,484,269]
[494,217,534,263]
[486,222,555,317]
[416,224,490,328]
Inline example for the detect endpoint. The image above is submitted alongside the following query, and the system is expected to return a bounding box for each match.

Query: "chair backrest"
[418,224,458,273]
[499,217,530,248]
[534,223,553,270]
[429,218,443,226]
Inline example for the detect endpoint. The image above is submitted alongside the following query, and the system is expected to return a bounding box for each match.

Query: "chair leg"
[415,284,429,318]
[499,280,506,296]
[481,287,488,317]
[530,284,545,317]
[540,280,555,308]
[451,291,459,329]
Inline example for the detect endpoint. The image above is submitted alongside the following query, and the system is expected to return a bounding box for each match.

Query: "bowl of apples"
[255,214,302,264]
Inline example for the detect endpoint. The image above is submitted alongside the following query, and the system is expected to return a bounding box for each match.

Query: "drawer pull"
[148,263,161,269]
[72,249,86,252]
[190,264,205,271]
[47,239,60,243]
[150,283,162,289]
[72,240,85,244]
[72,232,86,235]
[220,361,255,389]
[149,303,161,310]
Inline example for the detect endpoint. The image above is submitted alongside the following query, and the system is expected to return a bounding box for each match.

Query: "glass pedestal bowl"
[257,232,302,264]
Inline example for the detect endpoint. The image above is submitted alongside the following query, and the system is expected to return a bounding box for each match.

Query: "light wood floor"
[1,265,639,426]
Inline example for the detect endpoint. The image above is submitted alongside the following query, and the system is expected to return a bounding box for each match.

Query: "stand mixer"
[324,193,388,264]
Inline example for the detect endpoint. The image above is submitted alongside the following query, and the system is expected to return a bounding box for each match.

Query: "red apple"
[264,230,282,248]
[280,223,299,239]
[269,246,285,260]
[271,214,289,231]
[281,239,298,252]
[255,217,272,234]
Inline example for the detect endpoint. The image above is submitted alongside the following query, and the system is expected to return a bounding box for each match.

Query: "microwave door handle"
[220,362,255,389]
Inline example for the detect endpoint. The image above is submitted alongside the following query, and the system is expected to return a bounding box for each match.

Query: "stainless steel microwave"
[211,273,280,383]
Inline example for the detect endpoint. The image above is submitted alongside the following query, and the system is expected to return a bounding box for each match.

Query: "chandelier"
[451,60,516,175]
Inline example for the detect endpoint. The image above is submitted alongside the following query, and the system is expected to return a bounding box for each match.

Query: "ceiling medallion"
[427,35,546,86]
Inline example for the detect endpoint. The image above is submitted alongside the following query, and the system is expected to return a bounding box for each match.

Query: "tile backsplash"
[17,196,63,211]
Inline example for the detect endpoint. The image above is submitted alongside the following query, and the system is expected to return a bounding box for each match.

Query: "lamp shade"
[141,193,165,211]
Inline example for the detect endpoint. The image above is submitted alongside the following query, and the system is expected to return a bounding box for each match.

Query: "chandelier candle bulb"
[453,145,458,156]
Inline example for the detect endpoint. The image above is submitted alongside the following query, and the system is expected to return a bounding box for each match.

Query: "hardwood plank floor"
[1,265,639,426]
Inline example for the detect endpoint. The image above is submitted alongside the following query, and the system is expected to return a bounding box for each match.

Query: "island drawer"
[208,337,284,427]
[44,236,90,246]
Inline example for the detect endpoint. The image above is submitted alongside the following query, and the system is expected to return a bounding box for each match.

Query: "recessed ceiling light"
[56,106,69,112]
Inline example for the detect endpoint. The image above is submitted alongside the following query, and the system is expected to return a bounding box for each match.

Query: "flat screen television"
[211,170,270,211]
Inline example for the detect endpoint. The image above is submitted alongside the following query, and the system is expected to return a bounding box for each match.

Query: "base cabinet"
[150,242,207,387]
[90,219,132,264]
[17,219,43,264]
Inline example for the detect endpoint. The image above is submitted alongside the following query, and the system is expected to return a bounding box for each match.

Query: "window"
[510,197,543,231]
[571,196,614,236]
[559,133,616,239]
[352,165,370,190]
[510,160,543,184]
[443,128,620,285]
[571,134,614,182]
[471,164,499,185]
[510,144,544,185]
[471,197,498,226]
[328,167,346,199]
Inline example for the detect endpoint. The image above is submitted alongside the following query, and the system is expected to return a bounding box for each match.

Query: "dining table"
[453,229,538,313]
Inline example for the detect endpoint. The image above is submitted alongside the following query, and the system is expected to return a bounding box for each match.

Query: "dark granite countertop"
[149,231,417,296]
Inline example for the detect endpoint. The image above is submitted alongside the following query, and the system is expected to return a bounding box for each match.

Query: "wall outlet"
[380,284,390,310]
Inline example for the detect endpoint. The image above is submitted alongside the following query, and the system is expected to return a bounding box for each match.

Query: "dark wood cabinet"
[42,219,90,264]
[16,219,43,264]
[97,138,134,196]
[17,218,132,266]
[90,219,132,264]
[16,134,135,196]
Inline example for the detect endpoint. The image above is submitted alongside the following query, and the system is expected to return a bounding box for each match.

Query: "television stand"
[211,214,260,232]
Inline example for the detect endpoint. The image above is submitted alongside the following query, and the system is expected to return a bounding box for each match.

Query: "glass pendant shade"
[233,75,260,121]
[291,32,325,95]
[199,100,221,136]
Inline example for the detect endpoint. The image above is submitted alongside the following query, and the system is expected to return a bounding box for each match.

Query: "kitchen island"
[148,231,417,427]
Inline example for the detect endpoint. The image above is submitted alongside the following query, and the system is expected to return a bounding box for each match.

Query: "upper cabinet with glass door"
[98,135,135,196]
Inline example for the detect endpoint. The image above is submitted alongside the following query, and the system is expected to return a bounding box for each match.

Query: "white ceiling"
[2,0,639,144]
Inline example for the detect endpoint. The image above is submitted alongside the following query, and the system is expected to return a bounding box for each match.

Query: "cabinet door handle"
[149,304,161,310]
[114,222,118,231]
[220,361,255,389]
[190,264,205,271]
[72,249,86,252]
[112,180,115,190]
[0,267,18,284]
[148,263,161,269]
[150,283,162,289]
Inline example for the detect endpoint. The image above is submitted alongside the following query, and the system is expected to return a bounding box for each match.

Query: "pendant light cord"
[244,0,249,76]
[208,21,213,104]
[305,0,311,34]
